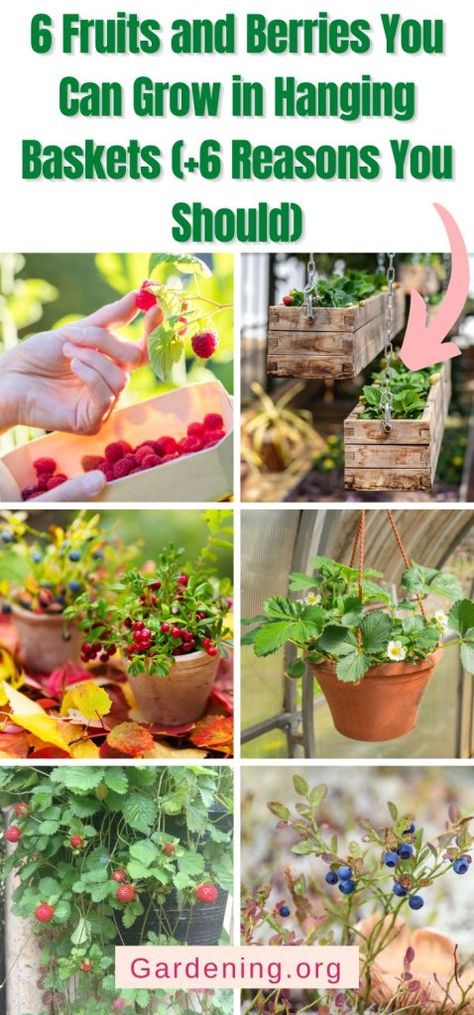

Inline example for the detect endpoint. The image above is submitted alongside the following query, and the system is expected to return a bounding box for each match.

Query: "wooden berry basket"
[344,360,451,491]
[2,380,233,503]
[266,288,405,380]
[398,262,439,296]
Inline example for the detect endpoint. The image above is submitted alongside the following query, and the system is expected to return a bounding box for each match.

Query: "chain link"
[380,253,395,433]
[304,252,316,320]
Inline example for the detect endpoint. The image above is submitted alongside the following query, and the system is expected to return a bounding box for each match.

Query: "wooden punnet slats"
[344,360,451,491]
[266,288,405,381]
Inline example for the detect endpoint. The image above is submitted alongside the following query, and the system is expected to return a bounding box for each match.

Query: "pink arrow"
[399,203,469,370]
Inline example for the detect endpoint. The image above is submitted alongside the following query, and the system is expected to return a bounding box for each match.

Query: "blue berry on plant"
[383,851,399,868]
[336,866,352,881]
[1,532,13,543]
[403,823,416,834]
[409,895,424,910]
[339,879,356,895]
[278,905,290,917]
[398,843,414,860]
[393,882,408,897]
[325,871,338,885]
[453,857,470,875]
[69,581,81,593]
[68,550,81,562]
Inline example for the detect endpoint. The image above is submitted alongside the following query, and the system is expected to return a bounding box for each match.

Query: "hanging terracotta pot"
[314,649,442,742]
[11,605,81,673]
[129,650,219,725]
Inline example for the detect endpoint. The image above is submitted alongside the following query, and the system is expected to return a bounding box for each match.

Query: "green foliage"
[0,765,232,1014]
[359,357,443,421]
[243,552,473,683]
[285,269,387,308]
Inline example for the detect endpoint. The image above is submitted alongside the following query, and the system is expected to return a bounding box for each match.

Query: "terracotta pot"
[314,650,442,742]
[11,605,81,673]
[130,650,219,725]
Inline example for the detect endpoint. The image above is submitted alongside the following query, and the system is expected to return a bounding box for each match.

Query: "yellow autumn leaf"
[11,713,72,754]
[143,742,207,759]
[71,739,100,759]
[0,646,25,690]
[60,680,112,720]
[0,681,42,714]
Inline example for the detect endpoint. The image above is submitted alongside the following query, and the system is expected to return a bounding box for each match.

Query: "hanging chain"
[304,252,316,320]
[380,253,395,433]
[376,252,385,275]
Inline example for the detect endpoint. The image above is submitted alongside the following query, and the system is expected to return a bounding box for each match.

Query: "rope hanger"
[349,509,426,619]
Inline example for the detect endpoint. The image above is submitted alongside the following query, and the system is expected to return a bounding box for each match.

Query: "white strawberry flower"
[387,641,407,661]
[304,592,321,606]
[434,610,449,631]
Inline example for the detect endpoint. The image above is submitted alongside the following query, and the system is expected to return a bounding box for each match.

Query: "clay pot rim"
[130,648,220,674]
[314,647,443,680]
[11,603,67,624]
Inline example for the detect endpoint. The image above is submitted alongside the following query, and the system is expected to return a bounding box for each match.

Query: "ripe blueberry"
[336,865,352,881]
[325,871,338,885]
[453,857,470,875]
[393,882,408,897]
[279,905,290,917]
[383,851,399,868]
[409,895,424,910]
[68,550,81,562]
[339,879,356,895]
[398,843,414,860]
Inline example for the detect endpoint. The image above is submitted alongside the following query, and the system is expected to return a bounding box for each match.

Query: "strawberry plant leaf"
[122,793,156,834]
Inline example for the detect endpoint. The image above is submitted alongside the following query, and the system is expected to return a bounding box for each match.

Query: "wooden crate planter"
[398,262,439,296]
[266,288,405,380]
[2,380,233,503]
[344,360,451,491]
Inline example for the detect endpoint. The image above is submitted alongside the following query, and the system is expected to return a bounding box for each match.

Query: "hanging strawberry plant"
[0,765,233,1015]
[243,511,474,741]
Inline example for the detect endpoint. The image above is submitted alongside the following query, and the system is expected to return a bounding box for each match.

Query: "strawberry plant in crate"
[242,776,474,1014]
[0,765,233,1014]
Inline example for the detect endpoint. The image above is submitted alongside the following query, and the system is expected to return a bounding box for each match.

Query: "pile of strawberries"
[21,414,226,499]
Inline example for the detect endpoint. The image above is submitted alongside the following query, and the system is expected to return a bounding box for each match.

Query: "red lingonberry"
[133,621,145,631]
[177,575,189,587]
[182,639,196,653]
[171,626,183,639]
[115,883,136,903]
[172,646,184,656]
[112,455,137,480]
[124,618,133,630]
[154,436,178,457]
[182,629,194,641]
[14,802,29,817]
[191,330,219,359]
[80,959,92,972]
[149,580,162,591]
[108,644,117,656]
[100,652,110,662]
[82,455,106,472]
[162,843,176,855]
[141,454,160,469]
[194,883,219,904]
[135,288,157,312]
[282,295,293,306]
[111,869,128,883]
[104,441,132,464]
[179,437,202,455]
[6,826,22,843]
[203,413,224,432]
[70,835,83,848]
[160,622,170,633]
[33,457,57,476]
[187,422,205,439]
[45,475,67,491]
[35,903,55,922]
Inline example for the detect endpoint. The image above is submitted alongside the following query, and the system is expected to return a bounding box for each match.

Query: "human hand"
[0,292,162,436]
[0,461,106,503]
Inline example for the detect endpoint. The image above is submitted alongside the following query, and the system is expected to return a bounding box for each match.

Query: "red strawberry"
[136,288,157,312]
[162,843,176,855]
[112,1001,126,1011]
[111,869,128,883]
[282,295,293,306]
[35,903,55,922]
[6,826,22,843]
[82,455,106,472]
[33,457,57,476]
[104,441,132,464]
[14,802,29,816]
[203,413,224,432]
[195,882,219,904]
[154,436,178,457]
[187,422,205,439]
[70,835,83,848]
[191,330,218,359]
[115,883,136,903]
[141,454,160,469]
[80,959,92,972]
